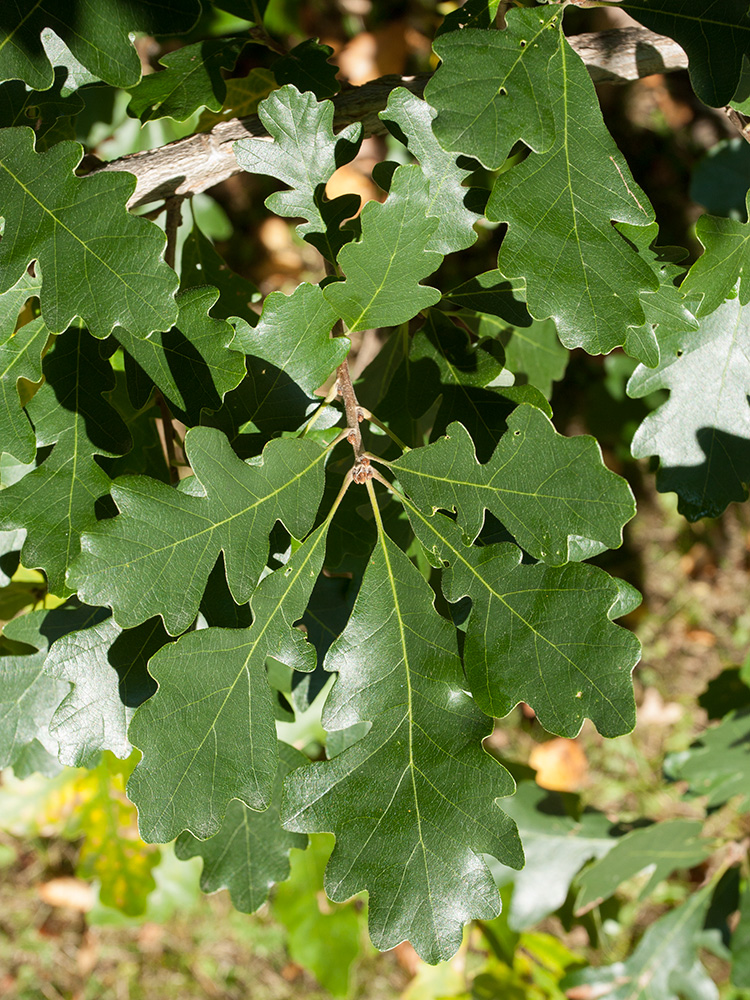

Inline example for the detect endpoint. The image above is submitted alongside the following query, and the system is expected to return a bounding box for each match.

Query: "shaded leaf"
[486,35,659,356]
[732,882,750,987]
[393,405,635,564]
[0,267,42,333]
[273,39,339,100]
[0,0,201,90]
[0,601,104,767]
[273,833,363,997]
[0,67,84,149]
[461,312,568,399]
[45,614,169,768]
[576,820,712,912]
[444,270,533,329]
[425,7,560,170]
[380,87,480,254]
[629,294,750,520]
[0,327,131,594]
[617,0,750,107]
[282,520,523,964]
[197,68,277,131]
[128,37,245,123]
[233,85,362,262]
[488,782,615,929]
[563,884,717,1000]
[403,503,639,737]
[231,282,349,395]
[181,223,261,324]
[69,428,329,634]
[175,742,308,912]
[0,128,178,339]
[324,164,443,332]
[117,285,246,424]
[128,521,330,841]
[664,709,750,808]
[0,315,48,464]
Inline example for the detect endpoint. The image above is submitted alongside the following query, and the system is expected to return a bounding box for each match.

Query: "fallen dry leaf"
[530,738,588,792]
[38,877,93,912]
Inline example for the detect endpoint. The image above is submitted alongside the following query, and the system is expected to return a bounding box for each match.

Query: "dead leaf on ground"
[530,738,588,792]
[37,877,93,912]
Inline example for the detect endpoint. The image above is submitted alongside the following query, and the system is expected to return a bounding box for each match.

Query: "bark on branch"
[95,27,688,210]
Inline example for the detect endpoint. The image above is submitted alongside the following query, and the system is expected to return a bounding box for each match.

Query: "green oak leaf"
[44,614,169,768]
[563,884,716,1000]
[628,294,750,520]
[664,709,750,808]
[486,34,659,356]
[380,87,480,254]
[488,783,616,929]
[393,405,635,564]
[127,37,246,123]
[575,820,712,912]
[0,601,104,767]
[403,504,639,737]
[0,67,84,149]
[681,194,750,317]
[181,224,261,324]
[436,0,502,33]
[615,0,750,107]
[0,315,47,464]
[0,327,131,594]
[0,529,23,587]
[460,313,568,399]
[0,128,178,340]
[425,6,560,170]
[282,516,524,965]
[117,285,246,424]
[127,521,330,841]
[273,39,339,100]
[444,270,533,329]
[104,372,170,483]
[233,85,362,263]
[68,428,328,634]
[0,0,201,90]
[323,164,443,332]
[197,68,277,130]
[231,282,349,395]
[175,742,308,911]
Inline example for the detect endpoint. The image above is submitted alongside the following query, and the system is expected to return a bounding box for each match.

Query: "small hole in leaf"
[499,87,508,97]
[513,429,521,436]
[676,349,683,357]
[25,106,39,118]
[519,39,527,47]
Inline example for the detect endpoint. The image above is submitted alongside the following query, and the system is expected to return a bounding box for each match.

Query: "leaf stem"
[163,195,183,271]
[357,407,410,452]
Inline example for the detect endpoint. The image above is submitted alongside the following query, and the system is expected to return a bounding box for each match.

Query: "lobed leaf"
[233,85,362,262]
[380,87,481,255]
[404,504,639,738]
[680,194,750,317]
[231,282,349,395]
[0,327,131,594]
[486,34,659,356]
[69,428,329,635]
[393,405,635,564]
[0,315,47,464]
[426,6,560,170]
[117,285,246,424]
[128,37,245,123]
[324,164,443,332]
[44,614,169,768]
[127,521,330,841]
[282,519,523,964]
[0,128,178,340]
[175,742,308,912]
[629,294,750,520]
